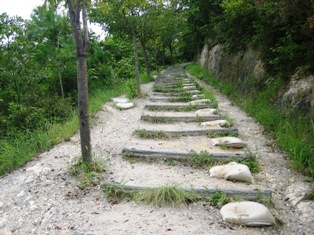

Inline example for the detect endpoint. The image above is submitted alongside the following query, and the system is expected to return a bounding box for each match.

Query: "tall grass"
[188,64,314,177]
[0,78,142,177]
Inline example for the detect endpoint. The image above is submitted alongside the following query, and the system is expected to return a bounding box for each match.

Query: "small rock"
[17,190,25,197]
[284,182,311,206]
[189,99,211,105]
[296,201,314,223]
[201,120,230,128]
[211,137,247,148]
[116,102,134,110]
[220,201,276,226]
[111,97,129,103]
[195,108,218,116]
[0,202,4,210]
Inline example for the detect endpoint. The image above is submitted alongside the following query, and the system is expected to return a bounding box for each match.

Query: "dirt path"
[0,65,313,235]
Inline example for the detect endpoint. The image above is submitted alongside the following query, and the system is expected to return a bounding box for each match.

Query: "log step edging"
[135,128,238,137]
[102,182,272,200]
[122,148,246,161]
[141,115,224,123]
[145,104,215,110]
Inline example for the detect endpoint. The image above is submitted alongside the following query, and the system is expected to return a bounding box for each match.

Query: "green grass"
[134,130,172,139]
[0,80,139,177]
[141,115,174,123]
[134,184,198,207]
[69,156,106,190]
[188,64,314,178]
[207,191,230,208]
[188,150,217,168]
[140,73,155,83]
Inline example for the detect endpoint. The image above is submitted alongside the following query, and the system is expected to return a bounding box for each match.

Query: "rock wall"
[198,44,314,115]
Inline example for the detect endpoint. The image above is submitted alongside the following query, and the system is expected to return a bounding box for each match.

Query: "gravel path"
[0,65,313,235]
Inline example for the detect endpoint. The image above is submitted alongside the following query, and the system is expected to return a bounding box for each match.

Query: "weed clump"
[70,157,106,190]
[135,184,198,207]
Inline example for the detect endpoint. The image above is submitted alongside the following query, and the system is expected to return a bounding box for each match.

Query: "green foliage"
[125,79,138,99]
[140,73,155,83]
[104,183,134,203]
[188,150,216,168]
[208,191,230,208]
[183,0,314,76]
[70,156,106,190]
[134,184,198,207]
[306,189,314,201]
[238,156,261,173]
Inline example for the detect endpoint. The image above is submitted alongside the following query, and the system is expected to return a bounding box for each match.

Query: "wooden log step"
[122,148,246,160]
[102,182,272,200]
[149,96,200,102]
[145,104,215,111]
[135,128,238,137]
[141,114,223,123]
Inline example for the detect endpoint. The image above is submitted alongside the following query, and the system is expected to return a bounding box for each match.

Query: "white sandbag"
[116,102,134,110]
[220,201,276,226]
[200,120,230,128]
[211,137,247,148]
[209,162,253,183]
[111,97,129,103]
[195,108,218,116]
[189,99,211,105]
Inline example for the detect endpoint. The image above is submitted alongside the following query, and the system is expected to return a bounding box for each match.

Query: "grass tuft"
[134,130,172,139]
[69,157,106,190]
[134,184,198,207]
[188,150,216,168]
[207,191,230,208]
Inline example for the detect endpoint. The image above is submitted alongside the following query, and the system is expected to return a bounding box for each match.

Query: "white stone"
[296,201,314,223]
[209,162,253,183]
[116,102,134,110]
[195,108,218,116]
[0,202,4,210]
[189,99,211,105]
[201,120,230,128]
[284,182,311,206]
[111,97,129,103]
[220,201,276,226]
[211,137,247,148]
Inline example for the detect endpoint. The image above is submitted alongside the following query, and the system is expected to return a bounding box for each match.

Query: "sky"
[0,0,104,38]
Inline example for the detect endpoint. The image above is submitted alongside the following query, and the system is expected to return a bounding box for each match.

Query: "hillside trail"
[0,64,313,235]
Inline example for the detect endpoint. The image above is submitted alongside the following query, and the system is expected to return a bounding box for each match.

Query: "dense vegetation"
[183,0,314,77]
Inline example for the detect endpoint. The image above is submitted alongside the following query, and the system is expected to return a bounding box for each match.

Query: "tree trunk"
[132,28,141,95]
[169,42,174,65]
[140,39,150,75]
[57,34,64,98]
[68,0,92,163]
[162,40,166,68]
[154,46,158,72]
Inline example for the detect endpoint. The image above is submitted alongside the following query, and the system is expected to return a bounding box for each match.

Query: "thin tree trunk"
[154,46,158,72]
[132,28,141,95]
[162,40,166,68]
[57,34,64,98]
[169,43,174,65]
[77,55,91,162]
[140,39,150,75]
[68,0,92,163]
